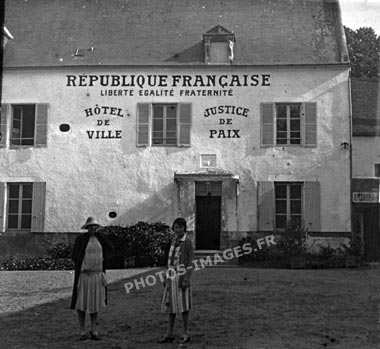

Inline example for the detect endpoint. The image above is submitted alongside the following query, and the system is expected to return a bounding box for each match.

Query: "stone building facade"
[1,0,351,256]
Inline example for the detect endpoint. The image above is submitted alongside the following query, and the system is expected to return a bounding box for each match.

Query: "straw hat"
[81,216,102,229]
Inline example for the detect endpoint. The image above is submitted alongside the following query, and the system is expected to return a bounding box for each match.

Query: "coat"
[167,235,194,288]
[70,231,114,309]
[178,237,194,287]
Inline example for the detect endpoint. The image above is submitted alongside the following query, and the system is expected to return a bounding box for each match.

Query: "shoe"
[157,335,175,343]
[90,331,101,341]
[79,334,87,341]
[179,335,190,345]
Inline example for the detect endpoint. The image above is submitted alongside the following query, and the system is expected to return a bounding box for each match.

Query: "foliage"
[99,221,172,268]
[0,255,74,271]
[341,234,363,256]
[239,235,283,263]
[47,243,72,259]
[344,26,380,79]
[276,223,308,259]
[305,246,346,269]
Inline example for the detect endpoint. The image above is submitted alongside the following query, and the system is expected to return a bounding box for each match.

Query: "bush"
[305,246,346,269]
[0,255,74,271]
[277,223,308,259]
[100,221,172,268]
[47,243,72,259]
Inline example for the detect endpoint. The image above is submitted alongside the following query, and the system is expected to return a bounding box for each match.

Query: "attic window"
[74,49,86,57]
[74,47,94,57]
[203,25,235,64]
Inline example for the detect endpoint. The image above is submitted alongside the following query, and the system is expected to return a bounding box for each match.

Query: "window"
[276,104,301,145]
[375,164,380,177]
[257,181,320,232]
[1,182,46,233]
[7,183,33,230]
[260,102,317,147]
[136,103,191,147]
[12,105,35,146]
[0,103,48,148]
[152,105,177,145]
[203,25,235,64]
[275,183,302,229]
[209,42,229,64]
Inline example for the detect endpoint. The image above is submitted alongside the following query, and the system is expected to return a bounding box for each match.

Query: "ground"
[0,267,379,349]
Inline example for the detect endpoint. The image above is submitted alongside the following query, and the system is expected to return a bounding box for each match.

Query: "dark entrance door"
[354,204,380,261]
[195,182,221,250]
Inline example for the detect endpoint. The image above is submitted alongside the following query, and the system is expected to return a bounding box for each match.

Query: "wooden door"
[354,205,380,261]
[195,182,221,250]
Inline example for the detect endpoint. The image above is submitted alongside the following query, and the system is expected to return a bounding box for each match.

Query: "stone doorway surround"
[174,169,239,250]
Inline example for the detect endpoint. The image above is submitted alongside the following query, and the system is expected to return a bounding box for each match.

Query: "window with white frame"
[12,105,36,146]
[276,104,301,145]
[0,103,48,148]
[1,182,46,232]
[260,102,317,147]
[7,183,33,230]
[152,104,177,145]
[136,103,191,147]
[275,183,302,229]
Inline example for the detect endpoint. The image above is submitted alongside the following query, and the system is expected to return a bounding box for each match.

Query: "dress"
[75,235,105,313]
[161,234,192,314]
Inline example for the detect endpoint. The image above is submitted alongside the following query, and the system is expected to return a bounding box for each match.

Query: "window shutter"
[303,102,317,147]
[31,182,46,232]
[178,103,191,147]
[0,104,9,148]
[0,182,5,232]
[260,103,274,147]
[304,181,320,232]
[136,103,150,147]
[35,104,48,147]
[257,181,274,231]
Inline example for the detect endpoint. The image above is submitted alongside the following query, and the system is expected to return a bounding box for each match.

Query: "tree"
[344,26,380,79]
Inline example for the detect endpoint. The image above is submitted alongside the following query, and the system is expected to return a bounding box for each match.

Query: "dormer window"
[3,26,14,49]
[203,25,235,64]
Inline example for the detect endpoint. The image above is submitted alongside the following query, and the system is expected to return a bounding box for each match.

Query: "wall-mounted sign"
[352,192,379,203]
[66,73,271,97]
[83,104,123,139]
[204,105,249,139]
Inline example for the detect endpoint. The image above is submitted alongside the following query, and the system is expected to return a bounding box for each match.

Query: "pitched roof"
[352,79,380,137]
[4,0,348,67]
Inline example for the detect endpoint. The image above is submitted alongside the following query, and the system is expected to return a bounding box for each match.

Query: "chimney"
[3,26,14,49]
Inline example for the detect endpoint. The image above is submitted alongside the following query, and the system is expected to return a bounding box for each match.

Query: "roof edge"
[2,63,352,70]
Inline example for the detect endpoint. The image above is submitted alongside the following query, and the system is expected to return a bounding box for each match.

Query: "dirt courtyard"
[0,267,379,349]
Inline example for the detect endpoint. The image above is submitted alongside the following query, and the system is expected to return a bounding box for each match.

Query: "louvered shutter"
[0,104,9,148]
[31,182,46,232]
[303,102,317,147]
[260,103,274,147]
[178,103,191,147]
[0,182,5,232]
[35,104,48,147]
[304,181,320,232]
[257,181,274,231]
[136,103,150,147]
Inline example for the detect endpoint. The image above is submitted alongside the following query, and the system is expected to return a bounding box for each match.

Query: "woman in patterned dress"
[158,217,194,345]
[70,216,114,341]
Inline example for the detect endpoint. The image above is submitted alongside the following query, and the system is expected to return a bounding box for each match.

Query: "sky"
[340,0,380,34]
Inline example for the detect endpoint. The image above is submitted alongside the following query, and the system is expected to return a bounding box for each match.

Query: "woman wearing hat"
[70,216,114,341]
